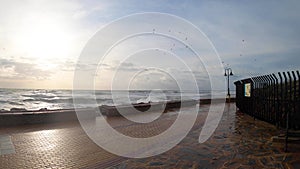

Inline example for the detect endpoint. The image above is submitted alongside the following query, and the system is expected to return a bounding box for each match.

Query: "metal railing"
[234,70,300,151]
[234,70,300,129]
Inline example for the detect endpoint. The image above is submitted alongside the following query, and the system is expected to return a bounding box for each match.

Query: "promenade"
[0,103,299,168]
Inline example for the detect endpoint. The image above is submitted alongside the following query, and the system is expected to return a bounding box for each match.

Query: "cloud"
[93,59,219,90]
[1,0,299,89]
[0,58,52,80]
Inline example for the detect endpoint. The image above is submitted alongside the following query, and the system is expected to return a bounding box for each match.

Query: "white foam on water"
[0,89,235,111]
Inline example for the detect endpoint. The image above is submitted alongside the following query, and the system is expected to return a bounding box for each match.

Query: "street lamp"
[224,68,233,102]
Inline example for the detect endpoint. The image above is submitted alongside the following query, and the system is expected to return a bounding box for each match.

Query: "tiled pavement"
[0,135,15,155]
[0,104,299,168]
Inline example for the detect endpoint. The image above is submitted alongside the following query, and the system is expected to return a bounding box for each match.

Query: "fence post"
[288,72,293,128]
[283,72,289,152]
[260,76,264,119]
[278,72,284,127]
[264,75,271,122]
[269,74,276,124]
[250,78,254,116]
[267,75,273,122]
[297,71,300,130]
[287,73,291,118]
[297,71,300,104]
[252,77,258,119]
[257,76,263,119]
[272,74,279,127]
[262,75,269,121]
[292,71,297,129]
[267,75,273,123]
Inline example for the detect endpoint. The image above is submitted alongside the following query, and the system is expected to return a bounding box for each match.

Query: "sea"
[0,88,235,111]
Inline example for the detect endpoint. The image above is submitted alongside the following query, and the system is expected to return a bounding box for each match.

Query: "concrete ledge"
[0,110,77,126]
[0,98,235,126]
[100,98,235,117]
[100,100,198,116]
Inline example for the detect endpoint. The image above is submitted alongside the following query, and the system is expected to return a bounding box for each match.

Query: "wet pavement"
[0,103,299,168]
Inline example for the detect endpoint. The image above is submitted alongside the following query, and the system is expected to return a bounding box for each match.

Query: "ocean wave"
[0,89,231,110]
[9,101,24,106]
[22,97,110,104]
[23,99,35,102]
[21,94,56,99]
[0,100,7,103]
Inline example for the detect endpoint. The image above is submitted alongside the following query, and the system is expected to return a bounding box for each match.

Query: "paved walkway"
[0,104,299,168]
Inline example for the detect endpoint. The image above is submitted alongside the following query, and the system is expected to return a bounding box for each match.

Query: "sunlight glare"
[15,17,72,60]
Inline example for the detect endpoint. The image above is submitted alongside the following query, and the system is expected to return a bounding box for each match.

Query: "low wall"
[0,110,79,127]
[0,98,235,127]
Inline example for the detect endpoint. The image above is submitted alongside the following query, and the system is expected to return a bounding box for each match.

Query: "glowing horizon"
[0,0,299,90]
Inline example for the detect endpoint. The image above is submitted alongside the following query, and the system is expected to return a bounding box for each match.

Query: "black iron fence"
[234,70,300,130]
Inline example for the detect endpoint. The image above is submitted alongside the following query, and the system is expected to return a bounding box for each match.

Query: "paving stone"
[0,134,15,155]
[0,103,299,168]
[149,161,164,166]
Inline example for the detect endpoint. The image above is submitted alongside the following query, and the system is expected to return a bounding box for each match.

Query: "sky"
[0,0,299,90]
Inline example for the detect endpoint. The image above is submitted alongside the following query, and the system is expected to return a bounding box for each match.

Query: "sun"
[15,16,72,60]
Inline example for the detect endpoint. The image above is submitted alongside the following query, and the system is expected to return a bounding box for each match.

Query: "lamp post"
[224,68,233,102]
